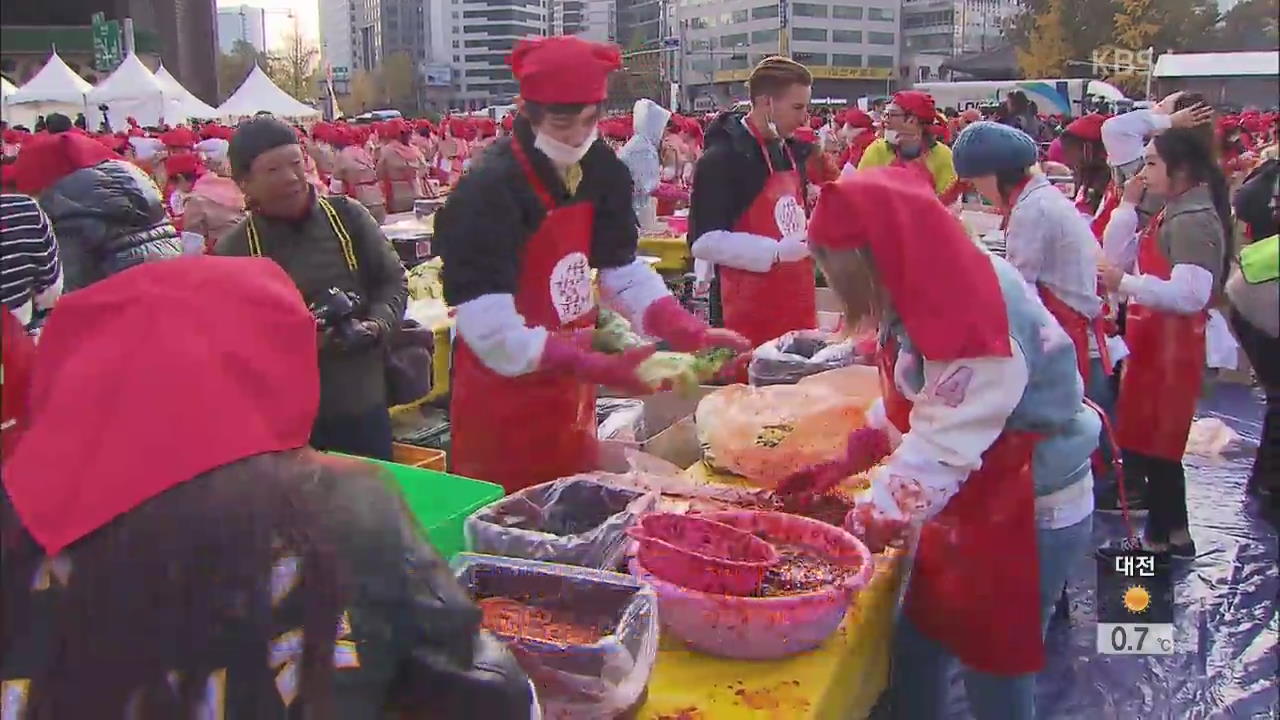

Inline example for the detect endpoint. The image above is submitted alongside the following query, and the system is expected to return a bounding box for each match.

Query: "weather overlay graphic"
[1096,551,1175,654]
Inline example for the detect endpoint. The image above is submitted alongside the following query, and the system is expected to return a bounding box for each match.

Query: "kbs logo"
[1091,46,1154,77]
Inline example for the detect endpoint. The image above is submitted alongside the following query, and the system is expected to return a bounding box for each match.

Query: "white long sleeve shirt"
[1004,175,1102,318]
[1101,110,1172,169]
[1104,202,1214,314]
[865,340,1029,521]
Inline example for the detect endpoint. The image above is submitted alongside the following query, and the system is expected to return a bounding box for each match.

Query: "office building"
[677,0,902,109]
[2,0,218,102]
[216,5,267,54]
[902,0,1019,57]
[318,0,355,75]
[550,0,616,44]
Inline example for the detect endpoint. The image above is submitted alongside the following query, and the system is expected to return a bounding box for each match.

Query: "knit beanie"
[229,117,299,178]
[952,121,1039,178]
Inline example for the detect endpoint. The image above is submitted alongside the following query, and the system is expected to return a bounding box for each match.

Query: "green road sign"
[92,12,123,71]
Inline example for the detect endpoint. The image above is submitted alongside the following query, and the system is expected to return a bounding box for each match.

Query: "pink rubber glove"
[540,333,657,396]
[642,296,751,353]
[844,477,925,552]
[775,427,893,496]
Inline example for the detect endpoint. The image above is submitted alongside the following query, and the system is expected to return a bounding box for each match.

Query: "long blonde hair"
[813,245,887,333]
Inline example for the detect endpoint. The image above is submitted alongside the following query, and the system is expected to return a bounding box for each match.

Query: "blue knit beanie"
[952,121,1039,178]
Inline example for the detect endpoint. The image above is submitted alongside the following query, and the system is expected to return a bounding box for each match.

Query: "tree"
[217,39,265,102]
[1213,0,1280,50]
[268,30,320,103]
[1009,0,1117,77]
[1017,0,1072,77]
[342,69,379,116]
[380,51,417,110]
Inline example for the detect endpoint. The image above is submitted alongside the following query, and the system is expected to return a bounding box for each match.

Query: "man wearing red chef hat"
[859,90,962,203]
[435,35,748,492]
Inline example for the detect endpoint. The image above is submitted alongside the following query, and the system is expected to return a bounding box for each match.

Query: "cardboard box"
[597,386,716,472]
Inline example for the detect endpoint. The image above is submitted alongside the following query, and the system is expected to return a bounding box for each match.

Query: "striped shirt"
[1,194,62,329]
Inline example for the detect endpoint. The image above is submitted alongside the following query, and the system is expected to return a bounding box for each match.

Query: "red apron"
[719,127,816,348]
[878,339,1044,675]
[1089,182,1121,240]
[1037,287,1111,382]
[449,139,599,493]
[1115,211,1206,461]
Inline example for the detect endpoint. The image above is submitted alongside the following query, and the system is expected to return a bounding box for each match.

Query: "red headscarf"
[164,152,206,177]
[11,131,121,195]
[159,126,198,149]
[200,124,235,141]
[1064,113,1108,143]
[808,167,1012,361]
[841,108,874,129]
[376,118,411,140]
[508,35,622,104]
[3,257,321,554]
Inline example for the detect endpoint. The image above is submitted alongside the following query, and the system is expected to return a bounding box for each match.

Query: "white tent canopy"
[87,54,176,129]
[6,52,91,125]
[216,65,320,121]
[1,76,15,123]
[1154,51,1280,78]
[154,65,218,122]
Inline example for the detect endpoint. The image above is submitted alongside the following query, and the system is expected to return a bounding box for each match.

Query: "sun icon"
[1123,585,1151,614]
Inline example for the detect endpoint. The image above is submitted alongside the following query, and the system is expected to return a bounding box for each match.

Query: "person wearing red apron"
[1,309,36,459]
[857,91,964,203]
[953,121,1108,384]
[688,57,817,354]
[1098,128,1229,559]
[437,36,748,493]
[789,167,1099,718]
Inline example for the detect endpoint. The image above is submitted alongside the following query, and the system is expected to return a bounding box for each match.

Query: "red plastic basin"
[626,512,779,596]
[630,510,874,660]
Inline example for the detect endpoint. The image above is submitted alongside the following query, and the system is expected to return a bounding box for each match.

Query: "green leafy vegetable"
[593,308,648,353]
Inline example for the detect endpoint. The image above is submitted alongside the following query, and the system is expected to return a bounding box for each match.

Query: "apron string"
[744,118,796,177]
[510,135,557,211]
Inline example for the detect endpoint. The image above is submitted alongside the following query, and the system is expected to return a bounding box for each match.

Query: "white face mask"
[883,129,900,145]
[535,127,598,167]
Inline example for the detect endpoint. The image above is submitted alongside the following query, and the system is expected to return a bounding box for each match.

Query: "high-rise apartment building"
[902,0,1018,56]
[216,5,267,55]
[677,0,902,109]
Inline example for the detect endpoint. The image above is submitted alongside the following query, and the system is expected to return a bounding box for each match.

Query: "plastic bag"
[1184,417,1241,457]
[696,365,882,488]
[596,398,646,442]
[748,330,854,386]
[465,478,658,570]
[452,554,659,720]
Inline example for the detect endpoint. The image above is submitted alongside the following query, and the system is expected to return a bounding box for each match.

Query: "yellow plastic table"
[638,234,690,274]
[637,465,899,719]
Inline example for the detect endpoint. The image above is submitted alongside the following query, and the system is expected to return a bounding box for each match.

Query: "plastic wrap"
[695,365,882,487]
[596,398,646,442]
[465,478,658,570]
[748,330,855,386]
[452,553,660,720]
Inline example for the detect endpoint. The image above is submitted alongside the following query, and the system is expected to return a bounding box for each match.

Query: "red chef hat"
[10,130,121,195]
[200,124,235,141]
[508,35,622,105]
[3,256,320,554]
[808,167,1012,361]
[842,109,874,129]
[159,126,197,149]
[1064,113,1108,143]
[891,91,938,123]
[164,152,205,177]
[376,118,411,140]
[414,118,436,134]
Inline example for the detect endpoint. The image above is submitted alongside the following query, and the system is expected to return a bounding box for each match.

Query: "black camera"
[310,287,363,346]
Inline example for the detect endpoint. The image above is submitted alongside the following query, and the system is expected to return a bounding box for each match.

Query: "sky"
[216,0,321,48]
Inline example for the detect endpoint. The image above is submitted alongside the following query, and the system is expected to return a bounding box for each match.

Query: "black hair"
[1151,127,1233,273]
[995,165,1032,205]
[1059,132,1109,213]
[229,116,301,179]
[522,100,603,126]
[1007,91,1030,115]
[173,172,199,184]
[45,113,72,134]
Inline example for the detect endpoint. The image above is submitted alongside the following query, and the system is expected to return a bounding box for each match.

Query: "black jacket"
[687,112,814,244]
[1234,158,1279,242]
[39,160,183,291]
[435,116,639,306]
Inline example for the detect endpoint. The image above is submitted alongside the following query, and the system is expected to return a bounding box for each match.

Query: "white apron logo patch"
[773,195,807,240]
[550,251,594,324]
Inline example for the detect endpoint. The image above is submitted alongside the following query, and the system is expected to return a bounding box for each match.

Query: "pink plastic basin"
[630,510,873,660]
[626,513,779,596]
